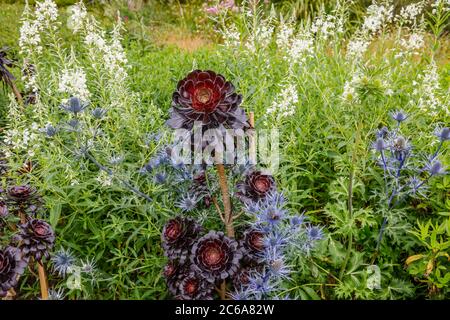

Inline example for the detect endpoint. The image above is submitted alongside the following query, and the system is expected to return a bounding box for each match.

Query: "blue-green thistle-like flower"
[290,214,305,228]
[40,124,58,137]
[390,110,408,123]
[154,172,167,184]
[176,193,198,212]
[230,289,251,300]
[80,257,97,275]
[247,271,274,298]
[109,155,124,166]
[61,97,88,115]
[68,118,80,129]
[376,126,389,138]
[47,288,65,300]
[434,127,450,142]
[372,137,387,152]
[92,108,107,119]
[306,225,324,241]
[426,159,446,176]
[267,258,290,279]
[51,248,76,277]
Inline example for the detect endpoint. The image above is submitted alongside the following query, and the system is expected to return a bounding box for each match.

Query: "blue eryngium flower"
[41,124,57,137]
[372,137,387,152]
[306,225,324,241]
[435,127,450,142]
[68,118,80,129]
[51,248,76,277]
[92,107,107,119]
[47,288,65,300]
[376,126,389,138]
[176,193,198,212]
[391,110,408,123]
[154,172,167,184]
[426,159,446,176]
[61,97,88,114]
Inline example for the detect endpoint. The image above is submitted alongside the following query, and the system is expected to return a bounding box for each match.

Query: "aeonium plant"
[156,70,323,300]
[0,181,55,299]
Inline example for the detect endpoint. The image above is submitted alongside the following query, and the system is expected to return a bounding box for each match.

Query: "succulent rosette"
[177,271,214,300]
[6,185,38,205]
[161,217,202,264]
[0,200,8,217]
[17,218,55,261]
[240,227,265,262]
[190,231,242,283]
[236,170,276,204]
[232,266,256,289]
[0,246,27,297]
[163,260,186,296]
[166,70,248,130]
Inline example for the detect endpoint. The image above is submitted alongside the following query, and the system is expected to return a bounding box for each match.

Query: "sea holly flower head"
[434,126,450,142]
[92,107,107,119]
[390,110,408,123]
[51,248,76,277]
[426,159,446,176]
[306,225,324,241]
[372,137,387,152]
[61,96,88,115]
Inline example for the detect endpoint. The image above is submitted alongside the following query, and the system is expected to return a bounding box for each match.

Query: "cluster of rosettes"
[161,216,257,300]
[162,216,270,300]
[0,185,55,297]
[161,168,295,300]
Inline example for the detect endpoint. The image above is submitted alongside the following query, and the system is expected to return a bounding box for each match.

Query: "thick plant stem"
[218,281,227,300]
[10,82,23,106]
[37,262,49,300]
[216,164,234,238]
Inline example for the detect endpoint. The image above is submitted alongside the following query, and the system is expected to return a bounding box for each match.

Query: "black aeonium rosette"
[161,217,203,264]
[177,270,214,300]
[0,246,27,297]
[0,47,15,89]
[240,227,265,263]
[0,200,8,217]
[190,231,242,283]
[166,70,248,130]
[6,185,38,206]
[236,170,276,204]
[17,219,55,261]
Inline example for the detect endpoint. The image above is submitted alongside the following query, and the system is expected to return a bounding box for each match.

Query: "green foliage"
[0,0,449,300]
